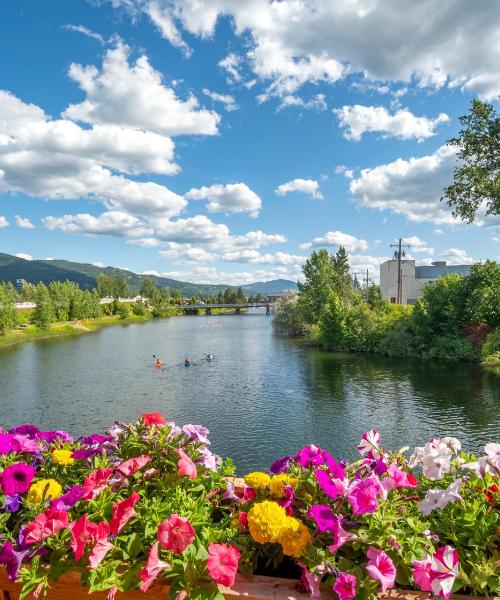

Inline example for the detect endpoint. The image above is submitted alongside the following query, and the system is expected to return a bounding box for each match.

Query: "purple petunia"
[51,485,85,511]
[269,455,292,474]
[37,430,74,444]
[8,425,40,438]
[0,462,36,496]
[0,541,29,581]
[182,424,210,445]
[4,494,21,513]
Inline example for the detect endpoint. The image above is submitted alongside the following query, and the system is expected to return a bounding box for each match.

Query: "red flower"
[82,467,113,500]
[25,508,68,544]
[142,413,167,426]
[207,543,240,588]
[237,512,248,529]
[110,492,141,535]
[483,484,499,504]
[115,455,151,477]
[157,514,195,553]
[139,542,169,592]
[68,514,97,560]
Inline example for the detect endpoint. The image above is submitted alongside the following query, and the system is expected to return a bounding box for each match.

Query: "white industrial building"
[380,260,473,305]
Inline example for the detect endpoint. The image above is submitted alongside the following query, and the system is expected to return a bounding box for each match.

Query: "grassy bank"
[0,313,152,349]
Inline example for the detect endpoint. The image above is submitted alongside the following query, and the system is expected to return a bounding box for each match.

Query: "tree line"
[274,247,500,368]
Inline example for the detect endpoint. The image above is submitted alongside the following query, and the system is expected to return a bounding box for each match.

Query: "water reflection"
[0,314,498,472]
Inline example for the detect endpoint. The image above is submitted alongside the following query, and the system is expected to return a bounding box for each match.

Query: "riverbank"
[0,314,152,349]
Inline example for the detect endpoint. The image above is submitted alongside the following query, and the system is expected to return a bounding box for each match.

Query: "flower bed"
[0,414,498,600]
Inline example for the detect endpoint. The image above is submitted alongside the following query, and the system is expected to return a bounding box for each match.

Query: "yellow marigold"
[247,501,290,544]
[52,449,75,466]
[278,517,313,558]
[269,474,298,498]
[28,479,63,504]
[244,471,271,490]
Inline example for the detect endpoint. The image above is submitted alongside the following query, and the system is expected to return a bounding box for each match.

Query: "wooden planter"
[0,569,497,600]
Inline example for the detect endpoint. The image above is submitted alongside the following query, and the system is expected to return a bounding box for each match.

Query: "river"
[0,312,499,472]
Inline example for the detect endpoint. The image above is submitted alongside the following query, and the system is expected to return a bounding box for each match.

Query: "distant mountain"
[0,253,297,297]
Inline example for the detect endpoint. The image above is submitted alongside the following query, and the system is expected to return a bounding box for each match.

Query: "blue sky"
[0,0,499,285]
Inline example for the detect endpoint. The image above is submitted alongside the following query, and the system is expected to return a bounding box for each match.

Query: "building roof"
[415,264,472,279]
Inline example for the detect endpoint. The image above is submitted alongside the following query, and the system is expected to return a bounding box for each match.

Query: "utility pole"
[390,238,411,304]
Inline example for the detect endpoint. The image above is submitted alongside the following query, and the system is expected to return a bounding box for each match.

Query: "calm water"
[0,313,499,472]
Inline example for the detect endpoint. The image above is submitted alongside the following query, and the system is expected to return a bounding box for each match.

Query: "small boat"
[155,360,164,369]
[184,358,192,366]
[206,354,215,361]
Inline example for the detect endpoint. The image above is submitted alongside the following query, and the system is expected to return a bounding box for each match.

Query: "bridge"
[172,302,271,315]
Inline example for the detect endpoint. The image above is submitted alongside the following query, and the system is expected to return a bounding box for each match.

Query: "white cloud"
[349,145,458,224]
[218,53,243,83]
[434,228,444,234]
[63,24,105,45]
[127,237,162,248]
[222,250,305,266]
[300,230,368,253]
[443,248,476,264]
[64,42,220,136]
[15,215,35,229]
[159,242,216,263]
[109,1,500,100]
[186,183,262,217]
[335,165,354,180]
[42,211,153,238]
[0,216,9,228]
[334,105,449,142]
[275,178,323,199]
[277,94,327,111]
[152,215,230,244]
[15,253,33,261]
[401,236,434,255]
[92,262,105,267]
[0,90,187,217]
[145,0,192,56]
[202,88,238,111]
[160,265,298,286]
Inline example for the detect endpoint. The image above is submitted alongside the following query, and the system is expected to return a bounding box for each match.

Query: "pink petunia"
[333,572,357,600]
[0,462,35,496]
[347,477,383,515]
[157,514,195,554]
[296,445,324,468]
[365,547,396,592]
[68,514,98,561]
[308,505,336,532]
[115,455,151,477]
[429,545,460,599]
[327,515,357,554]
[383,464,418,491]
[139,542,169,592]
[301,568,321,598]
[413,557,433,592]
[82,467,113,500]
[88,521,114,569]
[109,492,140,535]
[175,448,197,480]
[207,543,240,588]
[24,508,69,544]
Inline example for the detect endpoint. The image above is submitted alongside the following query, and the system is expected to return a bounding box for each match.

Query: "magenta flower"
[278,485,295,515]
[428,545,460,599]
[81,434,109,445]
[139,541,169,591]
[11,435,39,454]
[207,543,240,587]
[9,425,40,437]
[37,431,73,444]
[321,451,345,480]
[157,514,195,554]
[365,547,396,592]
[109,491,140,535]
[0,462,35,496]
[308,504,336,532]
[333,572,357,600]
[296,445,324,468]
[175,448,197,480]
[347,477,383,515]
[356,429,381,460]
[383,464,418,491]
[0,541,29,581]
[315,469,342,499]
[0,433,16,455]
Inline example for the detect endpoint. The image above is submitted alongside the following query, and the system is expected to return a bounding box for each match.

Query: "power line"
[390,238,411,304]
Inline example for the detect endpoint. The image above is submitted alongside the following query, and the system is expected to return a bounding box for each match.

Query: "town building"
[380,260,473,305]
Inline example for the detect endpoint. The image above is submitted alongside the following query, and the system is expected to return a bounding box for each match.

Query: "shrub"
[132,301,147,316]
[116,302,131,319]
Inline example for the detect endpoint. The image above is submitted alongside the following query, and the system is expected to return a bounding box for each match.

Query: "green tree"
[0,282,18,335]
[297,250,338,324]
[139,278,158,299]
[30,284,54,331]
[366,285,388,313]
[171,288,182,304]
[332,246,349,277]
[96,274,130,298]
[442,99,500,222]
[116,302,130,319]
[461,260,500,327]
[151,288,171,317]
